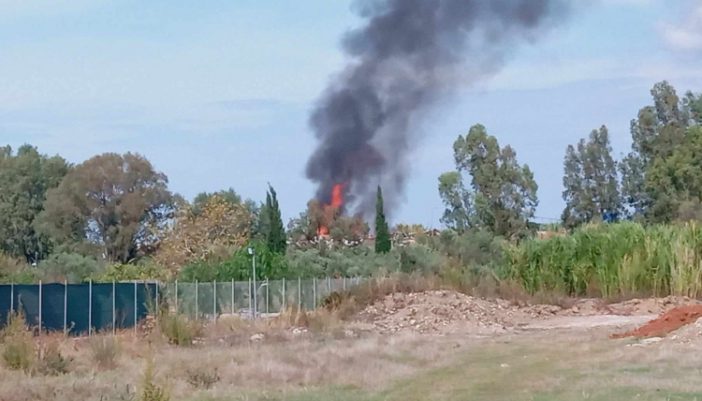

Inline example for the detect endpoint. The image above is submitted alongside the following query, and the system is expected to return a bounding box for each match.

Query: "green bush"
[421,229,505,268]
[505,221,702,298]
[396,244,443,274]
[1,312,35,372]
[158,313,202,346]
[38,252,103,283]
[140,358,169,401]
[0,253,37,284]
[286,247,399,278]
[95,261,169,282]
[179,241,287,282]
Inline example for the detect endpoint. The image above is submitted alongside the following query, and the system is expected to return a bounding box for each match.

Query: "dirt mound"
[665,317,702,344]
[358,290,527,335]
[357,291,702,336]
[607,296,700,316]
[612,305,702,338]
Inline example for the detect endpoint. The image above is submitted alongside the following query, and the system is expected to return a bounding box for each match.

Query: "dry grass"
[1,317,702,401]
[88,334,120,370]
[0,317,454,401]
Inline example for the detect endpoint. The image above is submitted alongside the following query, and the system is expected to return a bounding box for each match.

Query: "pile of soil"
[358,290,529,334]
[357,291,701,336]
[664,317,702,344]
[612,304,702,338]
[607,296,700,316]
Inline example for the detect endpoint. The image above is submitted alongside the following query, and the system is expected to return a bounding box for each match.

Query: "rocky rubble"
[358,291,530,335]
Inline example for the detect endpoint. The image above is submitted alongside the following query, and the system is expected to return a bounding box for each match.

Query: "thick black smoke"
[306,0,568,217]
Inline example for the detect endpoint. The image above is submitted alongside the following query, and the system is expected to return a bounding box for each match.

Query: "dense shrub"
[38,252,103,283]
[1,312,35,372]
[158,313,202,346]
[505,222,702,298]
[140,358,170,401]
[96,261,170,282]
[396,244,444,274]
[179,241,287,282]
[421,229,506,268]
[0,253,37,284]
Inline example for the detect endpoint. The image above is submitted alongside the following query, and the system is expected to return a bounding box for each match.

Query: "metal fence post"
[195,280,199,319]
[313,277,317,310]
[343,276,347,291]
[133,281,137,335]
[282,278,286,311]
[9,282,13,314]
[63,280,68,335]
[88,280,92,336]
[231,279,235,315]
[248,278,252,318]
[265,278,269,315]
[175,280,179,314]
[155,281,160,310]
[298,277,301,309]
[213,280,217,320]
[38,280,42,333]
[112,281,116,335]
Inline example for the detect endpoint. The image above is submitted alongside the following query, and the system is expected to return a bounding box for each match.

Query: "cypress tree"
[375,185,391,253]
[264,185,287,254]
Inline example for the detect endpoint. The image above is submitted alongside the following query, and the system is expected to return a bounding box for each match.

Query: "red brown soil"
[612,304,702,339]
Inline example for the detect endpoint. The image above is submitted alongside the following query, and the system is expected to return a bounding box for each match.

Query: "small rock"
[250,333,265,342]
[640,337,662,345]
[291,327,307,336]
[500,363,510,368]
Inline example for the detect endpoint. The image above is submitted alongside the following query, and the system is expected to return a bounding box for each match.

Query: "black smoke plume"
[306,0,568,217]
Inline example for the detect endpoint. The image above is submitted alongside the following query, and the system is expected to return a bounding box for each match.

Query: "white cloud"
[660,1,702,52]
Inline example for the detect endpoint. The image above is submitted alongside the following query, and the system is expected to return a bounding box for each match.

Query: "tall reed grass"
[505,222,702,298]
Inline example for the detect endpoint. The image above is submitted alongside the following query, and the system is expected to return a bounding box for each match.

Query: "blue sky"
[1,0,701,227]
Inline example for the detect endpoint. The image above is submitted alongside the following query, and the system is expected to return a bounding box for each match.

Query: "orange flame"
[317,183,344,237]
[331,183,344,209]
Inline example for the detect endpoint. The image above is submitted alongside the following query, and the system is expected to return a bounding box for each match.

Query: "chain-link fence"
[161,277,367,319]
[0,278,367,335]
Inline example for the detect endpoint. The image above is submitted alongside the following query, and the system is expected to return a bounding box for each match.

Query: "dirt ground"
[356,290,698,335]
[2,290,702,401]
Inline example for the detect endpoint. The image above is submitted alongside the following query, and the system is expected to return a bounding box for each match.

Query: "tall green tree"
[0,145,69,263]
[374,186,391,253]
[259,185,286,254]
[36,152,174,263]
[562,126,621,228]
[620,81,699,221]
[440,124,538,239]
[438,171,474,232]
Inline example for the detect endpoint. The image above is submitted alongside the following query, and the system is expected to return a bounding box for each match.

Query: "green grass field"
[244,330,702,401]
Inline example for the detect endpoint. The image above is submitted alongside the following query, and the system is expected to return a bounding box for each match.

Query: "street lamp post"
[248,247,257,319]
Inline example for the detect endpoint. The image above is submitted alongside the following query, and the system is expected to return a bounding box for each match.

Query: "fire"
[317,183,344,237]
[331,183,344,208]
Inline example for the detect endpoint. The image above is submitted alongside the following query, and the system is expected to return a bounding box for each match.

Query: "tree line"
[0,146,394,282]
[439,81,702,237]
[1,80,699,283]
